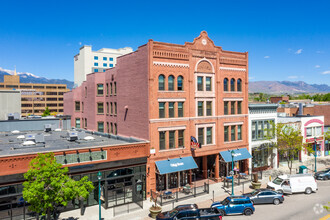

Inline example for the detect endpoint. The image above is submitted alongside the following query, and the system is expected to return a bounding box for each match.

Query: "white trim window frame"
[195,123,216,146]
[195,73,215,98]
[195,98,215,117]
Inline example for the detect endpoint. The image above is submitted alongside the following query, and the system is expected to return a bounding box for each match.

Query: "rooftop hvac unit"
[25,134,36,142]
[7,113,14,121]
[44,124,52,132]
[25,133,44,143]
[67,131,78,141]
[13,112,20,120]
[35,133,45,143]
[77,131,86,140]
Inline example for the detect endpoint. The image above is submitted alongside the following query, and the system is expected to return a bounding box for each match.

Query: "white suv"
[267,174,317,194]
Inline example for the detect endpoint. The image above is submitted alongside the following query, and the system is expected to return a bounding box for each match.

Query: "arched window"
[231,78,235,91]
[158,75,165,91]
[177,76,183,91]
[224,78,228,91]
[168,75,175,91]
[237,79,242,92]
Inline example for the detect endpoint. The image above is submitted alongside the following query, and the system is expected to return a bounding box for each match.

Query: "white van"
[267,174,317,194]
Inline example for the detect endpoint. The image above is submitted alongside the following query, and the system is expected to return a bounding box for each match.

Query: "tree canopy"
[23,153,94,219]
[267,122,305,174]
[42,107,51,117]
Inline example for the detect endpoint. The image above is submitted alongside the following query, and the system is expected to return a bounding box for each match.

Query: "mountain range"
[249,81,330,94]
[0,67,74,89]
[1,68,330,94]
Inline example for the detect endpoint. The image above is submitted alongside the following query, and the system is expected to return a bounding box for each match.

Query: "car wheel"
[273,198,280,205]
[219,209,225,216]
[305,187,312,194]
[244,208,253,216]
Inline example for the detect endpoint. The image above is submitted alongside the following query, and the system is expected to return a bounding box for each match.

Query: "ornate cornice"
[153,61,189,68]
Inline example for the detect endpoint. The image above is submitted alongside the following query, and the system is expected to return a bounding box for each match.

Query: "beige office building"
[0,75,70,117]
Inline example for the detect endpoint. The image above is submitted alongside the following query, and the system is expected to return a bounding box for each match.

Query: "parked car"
[315,168,330,180]
[243,189,284,205]
[211,196,255,216]
[174,204,198,210]
[267,174,317,194]
[156,206,222,220]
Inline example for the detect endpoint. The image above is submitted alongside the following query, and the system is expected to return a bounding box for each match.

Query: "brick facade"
[65,31,249,196]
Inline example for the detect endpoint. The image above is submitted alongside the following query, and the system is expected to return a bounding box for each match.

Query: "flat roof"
[0,129,146,157]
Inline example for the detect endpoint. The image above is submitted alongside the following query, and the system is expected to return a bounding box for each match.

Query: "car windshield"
[272,177,283,185]
[221,198,230,206]
[169,209,178,217]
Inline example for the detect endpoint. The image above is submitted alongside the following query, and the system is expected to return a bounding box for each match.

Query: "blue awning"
[219,148,252,162]
[155,156,198,175]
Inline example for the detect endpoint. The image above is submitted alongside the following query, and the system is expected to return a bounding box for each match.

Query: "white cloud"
[79,42,82,45]
[315,65,320,68]
[295,49,303,54]
[288,75,298,79]
[322,70,330,75]
[264,56,270,59]
[249,76,255,80]
[316,51,324,54]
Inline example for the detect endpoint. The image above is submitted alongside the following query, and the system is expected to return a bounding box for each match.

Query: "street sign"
[229,171,234,176]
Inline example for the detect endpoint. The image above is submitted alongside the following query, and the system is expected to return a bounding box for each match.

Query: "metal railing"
[151,182,209,206]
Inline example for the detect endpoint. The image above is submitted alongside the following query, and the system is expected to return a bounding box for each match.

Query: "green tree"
[23,153,94,220]
[42,107,51,117]
[266,123,305,174]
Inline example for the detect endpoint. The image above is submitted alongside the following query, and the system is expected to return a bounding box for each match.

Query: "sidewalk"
[59,159,330,220]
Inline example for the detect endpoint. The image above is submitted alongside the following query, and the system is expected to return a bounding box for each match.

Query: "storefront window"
[156,174,166,191]
[252,146,270,168]
[180,171,189,187]
[169,173,178,189]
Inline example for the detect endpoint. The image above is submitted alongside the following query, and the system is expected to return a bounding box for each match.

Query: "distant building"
[277,115,328,163]
[270,96,289,104]
[277,103,330,128]
[74,45,133,87]
[0,90,21,120]
[248,104,278,172]
[0,75,70,117]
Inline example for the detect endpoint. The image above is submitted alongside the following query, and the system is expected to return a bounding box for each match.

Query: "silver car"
[243,189,284,205]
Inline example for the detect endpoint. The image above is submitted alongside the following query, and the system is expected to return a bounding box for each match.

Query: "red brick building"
[65,31,250,195]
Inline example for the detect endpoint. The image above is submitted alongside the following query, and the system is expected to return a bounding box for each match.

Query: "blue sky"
[0,0,329,84]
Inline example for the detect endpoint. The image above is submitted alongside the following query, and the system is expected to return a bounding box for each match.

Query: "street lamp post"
[231,150,235,196]
[97,171,102,220]
[314,137,317,173]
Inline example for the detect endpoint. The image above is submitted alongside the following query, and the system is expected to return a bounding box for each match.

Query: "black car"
[315,168,330,180]
[174,204,198,210]
[243,189,284,205]
[156,206,222,220]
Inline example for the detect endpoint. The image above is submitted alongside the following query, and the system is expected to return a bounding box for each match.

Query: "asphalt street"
[220,180,330,220]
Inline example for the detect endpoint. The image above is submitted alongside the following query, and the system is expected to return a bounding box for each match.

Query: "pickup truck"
[156,207,222,220]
